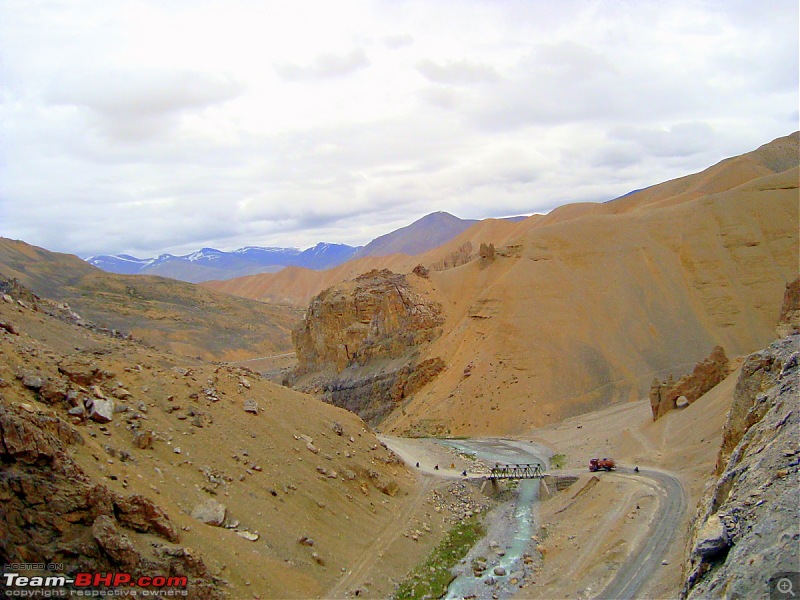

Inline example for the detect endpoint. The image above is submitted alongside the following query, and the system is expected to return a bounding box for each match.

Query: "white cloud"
[415,59,499,85]
[275,48,370,81]
[0,0,796,258]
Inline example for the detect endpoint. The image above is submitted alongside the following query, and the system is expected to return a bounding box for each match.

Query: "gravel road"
[594,466,686,600]
[379,437,687,600]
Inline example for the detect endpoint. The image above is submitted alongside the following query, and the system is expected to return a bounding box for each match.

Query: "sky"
[1,0,797,258]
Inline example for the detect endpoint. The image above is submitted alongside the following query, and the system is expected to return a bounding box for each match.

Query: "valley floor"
[352,369,737,599]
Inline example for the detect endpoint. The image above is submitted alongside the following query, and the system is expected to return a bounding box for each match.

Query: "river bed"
[436,439,550,600]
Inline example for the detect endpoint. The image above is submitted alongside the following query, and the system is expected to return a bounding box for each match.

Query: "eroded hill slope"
[0,280,416,598]
[0,238,302,361]
[288,134,799,436]
[382,166,798,435]
[203,133,799,308]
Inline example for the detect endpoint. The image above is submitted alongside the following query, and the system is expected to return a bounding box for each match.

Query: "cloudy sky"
[1,0,797,258]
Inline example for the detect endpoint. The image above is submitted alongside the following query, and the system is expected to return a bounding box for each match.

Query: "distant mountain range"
[87,242,359,283]
[86,212,512,283]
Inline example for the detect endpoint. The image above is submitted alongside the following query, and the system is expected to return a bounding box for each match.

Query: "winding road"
[595,466,686,600]
[330,437,686,599]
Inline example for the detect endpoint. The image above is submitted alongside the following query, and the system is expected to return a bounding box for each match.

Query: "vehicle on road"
[589,457,616,472]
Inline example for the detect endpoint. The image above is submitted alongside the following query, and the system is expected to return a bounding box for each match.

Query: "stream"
[436,439,550,599]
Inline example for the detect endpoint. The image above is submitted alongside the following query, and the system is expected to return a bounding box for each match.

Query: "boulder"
[191,499,227,527]
[113,494,180,543]
[132,430,153,450]
[21,374,44,390]
[374,477,399,496]
[243,399,258,415]
[39,379,67,404]
[68,405,86,418]
[88,398,114,423]
[692,514,729,559]
[58,359,112,387]
[92,515,140,570]
[112,387,132,399]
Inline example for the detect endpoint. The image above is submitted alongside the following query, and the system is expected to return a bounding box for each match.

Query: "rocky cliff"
[291,269,446,425]
[682,334,799,598]
[0,403,223,598]
[649,346,730,420]
[776,277,800,338]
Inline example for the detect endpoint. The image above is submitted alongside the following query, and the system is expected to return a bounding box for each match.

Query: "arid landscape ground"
[1,133,798,599]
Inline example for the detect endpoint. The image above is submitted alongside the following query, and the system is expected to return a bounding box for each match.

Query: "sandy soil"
[370,366,738,600]
[328,438,498,599]
[512,368,740,600]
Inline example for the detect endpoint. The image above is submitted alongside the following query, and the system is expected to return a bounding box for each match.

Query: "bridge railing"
[489,463,546,480]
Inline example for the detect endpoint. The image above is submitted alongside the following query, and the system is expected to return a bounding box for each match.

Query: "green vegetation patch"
[550,453,566,469]
[394,517,486,600]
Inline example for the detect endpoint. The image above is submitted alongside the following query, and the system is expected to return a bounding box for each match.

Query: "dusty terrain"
[2,133,797,600]
[0,282,467,599]
[0,238,303,361]
[515,365,742,599]
[229,133,799,439]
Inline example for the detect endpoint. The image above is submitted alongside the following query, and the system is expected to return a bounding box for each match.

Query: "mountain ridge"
[0,237,303,362]
[87,242,359,283]
[280,132,799,435]
[203,132,799,307]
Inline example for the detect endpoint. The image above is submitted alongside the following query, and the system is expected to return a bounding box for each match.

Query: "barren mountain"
[351,211,478,259]
[0,277,429,599]
[0,238,302,361]
[286,133,799,436]
[205,133,799,309]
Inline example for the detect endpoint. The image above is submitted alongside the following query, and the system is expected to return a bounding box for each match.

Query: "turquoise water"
[436,439,546,599]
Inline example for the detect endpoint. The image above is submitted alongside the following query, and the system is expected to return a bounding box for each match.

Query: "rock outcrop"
[650,346,730,420]
[776,276,800,337]
[682,335,799,599]
[291,269,445,424]
[0,401,222,598]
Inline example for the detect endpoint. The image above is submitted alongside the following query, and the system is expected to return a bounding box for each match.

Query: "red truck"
[589,457,616,472]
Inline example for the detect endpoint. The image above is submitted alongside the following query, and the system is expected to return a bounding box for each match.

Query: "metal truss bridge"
[489,463,546,480]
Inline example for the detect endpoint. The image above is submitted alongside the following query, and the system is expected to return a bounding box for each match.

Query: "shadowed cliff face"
[291,269,446,426]
[682,334,800,599]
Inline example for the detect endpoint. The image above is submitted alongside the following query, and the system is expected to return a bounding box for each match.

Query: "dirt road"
[595,466,686,600]
[340,437,686,599]
[327,474,436,599]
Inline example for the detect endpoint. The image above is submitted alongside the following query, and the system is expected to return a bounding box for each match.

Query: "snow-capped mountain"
[86,243,359,283]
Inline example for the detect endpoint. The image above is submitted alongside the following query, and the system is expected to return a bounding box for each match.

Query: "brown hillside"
[204,133,799,308]
[380,163,798,436]
[0,238,302,361]
[0,279,430,599]
[204,254,418,306]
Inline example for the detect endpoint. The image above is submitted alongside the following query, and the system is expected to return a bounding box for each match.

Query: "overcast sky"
[1,0,797,258]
